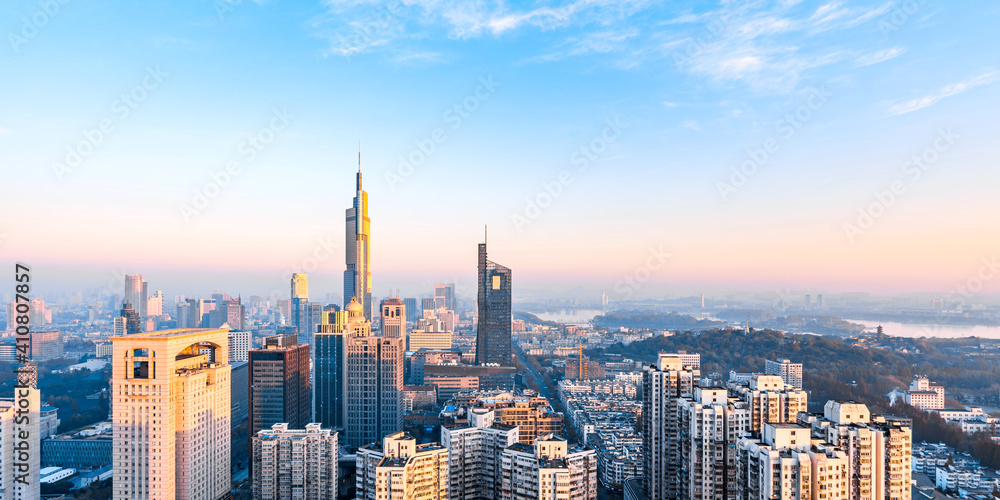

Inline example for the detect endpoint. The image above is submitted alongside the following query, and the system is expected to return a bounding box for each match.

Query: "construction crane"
[574,344,589,380]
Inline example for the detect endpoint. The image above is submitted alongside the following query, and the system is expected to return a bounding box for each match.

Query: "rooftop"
[112,327,229,340]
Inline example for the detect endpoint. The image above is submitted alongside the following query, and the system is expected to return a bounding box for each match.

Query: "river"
[845,319,1000,339]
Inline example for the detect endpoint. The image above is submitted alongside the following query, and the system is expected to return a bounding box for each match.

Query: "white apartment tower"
[252,423,339,500]
[765,359,803,389]
[732,374,808,434]
[441,408,519,500]
[356,432,449,500]
[812,401,912,500]
[677,387,750,500]
[228,329,252,363]
[738,424,850,500]
[643,353,699,500]
[112,328,232,500]
[500,434,598,500]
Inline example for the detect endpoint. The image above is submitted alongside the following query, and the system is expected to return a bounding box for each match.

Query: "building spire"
[357,140,362,191]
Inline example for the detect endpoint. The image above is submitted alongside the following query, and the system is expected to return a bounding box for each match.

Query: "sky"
[1,0,999,301]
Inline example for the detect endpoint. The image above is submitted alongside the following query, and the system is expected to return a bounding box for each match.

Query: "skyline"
[2,0,1000,298]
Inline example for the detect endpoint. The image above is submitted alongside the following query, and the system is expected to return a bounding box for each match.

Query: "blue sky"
[1,0,999,301]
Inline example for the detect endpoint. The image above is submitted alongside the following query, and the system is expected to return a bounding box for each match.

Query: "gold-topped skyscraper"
[345,148,372,321]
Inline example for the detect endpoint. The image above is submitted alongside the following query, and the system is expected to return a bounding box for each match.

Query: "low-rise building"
[42,421,113,470]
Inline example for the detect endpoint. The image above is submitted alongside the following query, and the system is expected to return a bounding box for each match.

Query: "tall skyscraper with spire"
[345,150,372,321]
[475,231,512,366]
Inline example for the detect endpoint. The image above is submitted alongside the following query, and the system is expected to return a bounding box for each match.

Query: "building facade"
[764,359,803,389]
[356,432,449,500]
[111,328,232,500]
[249,335,311,437]
[381,298,406,339]
[500,434,598,500]
[229,329,251,363]
[476,241,512,366]
[677,388,750,500]
[314,328,348,432]
[642,354,698,500]
[345,333,404,449]
[441,409,519,500]
[345,164,373,321]
[252,423,338,500]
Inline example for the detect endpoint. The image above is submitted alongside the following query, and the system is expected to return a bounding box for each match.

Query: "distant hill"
[592,310,722,330]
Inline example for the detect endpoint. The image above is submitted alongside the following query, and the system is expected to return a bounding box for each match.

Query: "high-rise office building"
[111,328,232,500]
[290,273,315,347]
[249,335,311,437]
[356,432,449,500]
[476,239,512,366]
[345,336,404,448]
[175,302,190,329]
[404,298,419,322]
[141,280,149,319]
[252,423,339,500]
[314,328,347,433]
[124,274,142,320]
[676,387,749,500]
[1,364,41,500]
[500,434,599,500]
[120,302,140,334]
[441,408,519,500]
[6,298,51,331]
[292,301,322,348]
[643,353,699,500]
[381,297,405,338]
[291,273,309,300]
[314,305,362,433]
[764,359,803,389]
[345,161,372,321]
[147,290,164,317]
[435,283,456,311]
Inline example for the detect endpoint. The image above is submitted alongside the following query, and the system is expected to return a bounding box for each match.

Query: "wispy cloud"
[856,46,905,66]
[889,71,1000,115]
[310,0,916,93]
[0,127,10,135]
[682,120,701,131]
[526,29,639,63]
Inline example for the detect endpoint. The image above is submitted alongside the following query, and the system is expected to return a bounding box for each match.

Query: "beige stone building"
[112,328,231,500]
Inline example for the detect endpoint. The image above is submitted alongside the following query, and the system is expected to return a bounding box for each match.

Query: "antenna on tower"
[485,225,488,245]
[358,140,361,174]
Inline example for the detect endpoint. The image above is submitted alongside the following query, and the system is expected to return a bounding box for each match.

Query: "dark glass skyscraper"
[314,327,347,432]
[248,335,311,436]
[475,240,512,366]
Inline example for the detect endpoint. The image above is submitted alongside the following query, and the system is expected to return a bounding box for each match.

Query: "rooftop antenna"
[485,225,488,245]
